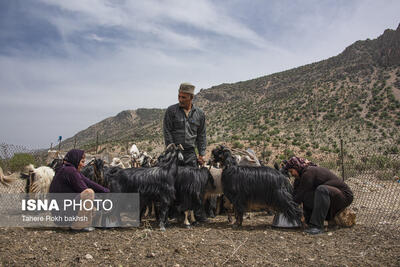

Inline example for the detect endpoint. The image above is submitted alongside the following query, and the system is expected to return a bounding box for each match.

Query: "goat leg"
[183,211,191,228]
[158,201,169,231]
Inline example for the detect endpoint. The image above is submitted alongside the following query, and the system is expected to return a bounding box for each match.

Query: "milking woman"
[49,149,110,232]
[284,156,354,235]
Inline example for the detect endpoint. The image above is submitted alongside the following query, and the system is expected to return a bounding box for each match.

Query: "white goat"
[0,166,15,187]
[111,157,127,168]
[234,148,261,167]
[129,144,140,158]
[24,164,55,197]
[130,144,142,167]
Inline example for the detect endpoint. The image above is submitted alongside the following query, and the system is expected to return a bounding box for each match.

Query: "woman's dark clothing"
[63,149,85,169]
[49,157,109,226]
[293,166,353,227]
[49,162,109,194]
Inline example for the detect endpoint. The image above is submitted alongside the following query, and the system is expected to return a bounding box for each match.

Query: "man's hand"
[197,155,205,166]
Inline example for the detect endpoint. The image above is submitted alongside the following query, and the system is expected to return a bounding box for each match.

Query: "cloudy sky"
[1,0,399,148]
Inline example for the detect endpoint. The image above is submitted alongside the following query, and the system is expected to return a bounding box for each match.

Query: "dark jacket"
[49,163,109,194]
[293,166,353,217]
[163,103,207,156]
[49,162,109,226]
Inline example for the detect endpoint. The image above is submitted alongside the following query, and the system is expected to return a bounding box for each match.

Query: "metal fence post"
[340,139,345,181]
[96,132,99,154]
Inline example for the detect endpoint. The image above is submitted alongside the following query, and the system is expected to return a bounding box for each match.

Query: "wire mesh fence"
[0,142,399,230]
[0,143,46,173]
[316,151,400,230]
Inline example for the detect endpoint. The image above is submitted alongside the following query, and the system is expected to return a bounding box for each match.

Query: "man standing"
[163,82,206,167]
[163,82,209,222]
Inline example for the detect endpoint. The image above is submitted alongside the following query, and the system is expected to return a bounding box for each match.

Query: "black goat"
[274,160,289,178]
[106,144,184,231]
[140,155,152,168]
[211,145,302,227]
[81,158,106,186]
[173,166,216,227]
[48,159,64,172]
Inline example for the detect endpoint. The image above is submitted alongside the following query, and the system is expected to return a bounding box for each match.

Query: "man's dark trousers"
[303,185,331,228]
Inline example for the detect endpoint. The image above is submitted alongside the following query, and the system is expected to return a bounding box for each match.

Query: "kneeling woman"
[49,149,109,231]
[285,157,353,235]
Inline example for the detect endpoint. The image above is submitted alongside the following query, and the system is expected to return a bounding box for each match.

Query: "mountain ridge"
[61,24,400,161]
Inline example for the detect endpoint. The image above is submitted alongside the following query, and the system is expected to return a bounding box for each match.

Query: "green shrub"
[282,148,294,159]
[0,159,6,171]
[261,150,272,159]
[320,146,330,152]
[292,140,301,146]
[272,141,280,148]
[9,153,36,172]
[231,135,240,141]
[232,141,244,149]
[319,160,337,170]
[312,142,319,149]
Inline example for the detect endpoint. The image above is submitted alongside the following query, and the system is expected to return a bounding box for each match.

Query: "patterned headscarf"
[284,156,317,175]
[64,149,85,169]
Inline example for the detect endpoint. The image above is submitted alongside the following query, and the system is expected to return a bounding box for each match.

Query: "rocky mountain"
[61,109,165,153]
[61,24,400,162]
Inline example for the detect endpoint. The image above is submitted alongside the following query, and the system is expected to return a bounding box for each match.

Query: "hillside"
[61,24,400,162]
[61,109,165,154]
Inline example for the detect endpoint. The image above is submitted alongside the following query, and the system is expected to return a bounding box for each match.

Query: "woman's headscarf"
[64,149,85,169]
[284,156,317,175]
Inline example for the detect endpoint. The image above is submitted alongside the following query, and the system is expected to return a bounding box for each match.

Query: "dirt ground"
[1,173,399,266]
[0,213,399,267]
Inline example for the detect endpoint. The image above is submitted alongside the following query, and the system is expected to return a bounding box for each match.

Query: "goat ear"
[274,162,280,170]
[222,150,230,159]
[164,151,172,162]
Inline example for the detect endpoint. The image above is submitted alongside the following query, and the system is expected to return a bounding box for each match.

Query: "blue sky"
[1,0,399,148]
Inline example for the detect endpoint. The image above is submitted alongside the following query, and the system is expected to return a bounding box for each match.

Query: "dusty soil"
[0,213,399,267]
[1,174,399,266]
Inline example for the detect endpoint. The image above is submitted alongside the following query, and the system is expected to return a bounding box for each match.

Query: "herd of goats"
[0,144,302,231]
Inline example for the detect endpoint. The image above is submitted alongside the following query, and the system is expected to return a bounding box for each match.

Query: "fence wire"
[0,143,399,230]
[317,151,400,230]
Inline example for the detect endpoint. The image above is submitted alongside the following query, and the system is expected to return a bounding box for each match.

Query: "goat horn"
[165,143,174,151]
[244,151,258,161]
[231,148,246,155]
[177,144,184,151]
